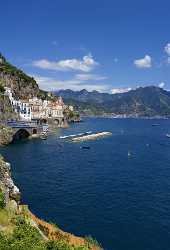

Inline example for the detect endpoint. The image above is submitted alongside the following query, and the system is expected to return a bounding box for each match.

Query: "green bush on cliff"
[85,235,102,248]
[0,191,5,209]
[0,216,91,250]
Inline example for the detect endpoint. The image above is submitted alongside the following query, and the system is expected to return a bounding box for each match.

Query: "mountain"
[0,54,40,99]
[55,87,170,117]
[0,54,58,101]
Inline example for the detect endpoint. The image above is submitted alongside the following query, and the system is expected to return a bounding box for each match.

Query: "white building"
[5,87,66,122]
[18,101,32,121]
[5,87,32,121]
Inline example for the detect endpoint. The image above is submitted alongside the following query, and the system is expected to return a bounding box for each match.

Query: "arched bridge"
[7,121,46,140]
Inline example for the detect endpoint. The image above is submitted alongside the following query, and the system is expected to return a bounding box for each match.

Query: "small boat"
[59,131,92,139]
[152,124,160,126]
[166,134,170,138]
[80,146,90,150]
[128,151,131,157]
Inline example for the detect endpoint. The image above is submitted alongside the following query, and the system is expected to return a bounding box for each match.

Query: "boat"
[59,131,92,139]
[80,146,90,150]
[166,134,170,138]
[40,132,47,140]
[152,124,160,126]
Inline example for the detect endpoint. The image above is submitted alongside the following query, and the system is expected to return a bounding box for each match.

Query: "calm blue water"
[1,118,170,250]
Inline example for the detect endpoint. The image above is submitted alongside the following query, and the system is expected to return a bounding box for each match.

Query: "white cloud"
[32,54,98,72]
[134,55,152,68]
[33,75,109,92]
[165,43,170,56]
[75,74,107,81]
[111,87,132,94]
[158,82,165,88]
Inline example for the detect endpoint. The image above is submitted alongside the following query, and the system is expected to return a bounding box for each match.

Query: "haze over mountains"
[55,87,170,117]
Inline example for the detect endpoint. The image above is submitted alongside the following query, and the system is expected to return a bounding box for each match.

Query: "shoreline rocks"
[0,155,20,209]
[0,124,13,146]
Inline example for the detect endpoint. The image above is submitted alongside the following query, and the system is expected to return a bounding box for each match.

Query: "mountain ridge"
[54,86,170,117]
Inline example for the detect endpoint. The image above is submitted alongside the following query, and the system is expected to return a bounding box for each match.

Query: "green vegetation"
[0,54,37,88]
[0,53,40,99]
[0,207,97,250]
[37,89,58,101]
[85,236,102,249]
[64,109,80,122]
[0,190,5,209]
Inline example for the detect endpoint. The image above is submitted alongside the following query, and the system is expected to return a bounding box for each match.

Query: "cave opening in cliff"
[12,129,30,141]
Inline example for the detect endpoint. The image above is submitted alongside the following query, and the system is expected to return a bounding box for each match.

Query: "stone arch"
[32,128,37,134]
[13,129,30,141]
[54,118,60,126]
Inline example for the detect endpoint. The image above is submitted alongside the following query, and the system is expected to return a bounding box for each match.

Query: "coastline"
[0,155,102,250]
[80,114,170,119]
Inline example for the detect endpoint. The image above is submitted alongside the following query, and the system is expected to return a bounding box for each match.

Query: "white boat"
[166,134,170,138]
[59,131,92,139]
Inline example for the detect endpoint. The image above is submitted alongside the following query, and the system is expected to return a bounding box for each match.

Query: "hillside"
[0,54,57,101]
[56,87,170,117]
[0,54,39,100]
[0,54,60,122]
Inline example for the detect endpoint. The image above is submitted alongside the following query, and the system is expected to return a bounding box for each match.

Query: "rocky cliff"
[0,124,13,146]
[0,155,20,209]
[0,53,58,102]
[0,54,39,100]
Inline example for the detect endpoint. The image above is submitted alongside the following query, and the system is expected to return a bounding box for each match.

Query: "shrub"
[0,190,5,209]
[85,235,102,248]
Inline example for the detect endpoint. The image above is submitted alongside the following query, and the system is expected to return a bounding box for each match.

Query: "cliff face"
[0,124,13,145]
[0,54,39,100]
[0,94,18,122]
[0,155,20,209]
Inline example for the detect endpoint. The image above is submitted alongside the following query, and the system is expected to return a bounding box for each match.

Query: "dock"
[72,132,112,142]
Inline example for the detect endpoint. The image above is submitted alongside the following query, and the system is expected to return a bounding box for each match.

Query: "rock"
[7,199,18,211]
[0,156,20,206]
[0,124,13,145]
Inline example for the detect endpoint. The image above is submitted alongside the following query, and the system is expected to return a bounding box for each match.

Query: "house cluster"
[5,87,73,124]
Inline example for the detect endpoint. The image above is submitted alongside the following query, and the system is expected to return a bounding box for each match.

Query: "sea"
[1,117,170,250]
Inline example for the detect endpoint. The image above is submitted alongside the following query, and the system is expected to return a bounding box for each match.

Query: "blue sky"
[1,0,170,93]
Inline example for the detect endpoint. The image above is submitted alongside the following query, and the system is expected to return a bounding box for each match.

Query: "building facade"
[5,87,69,125]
